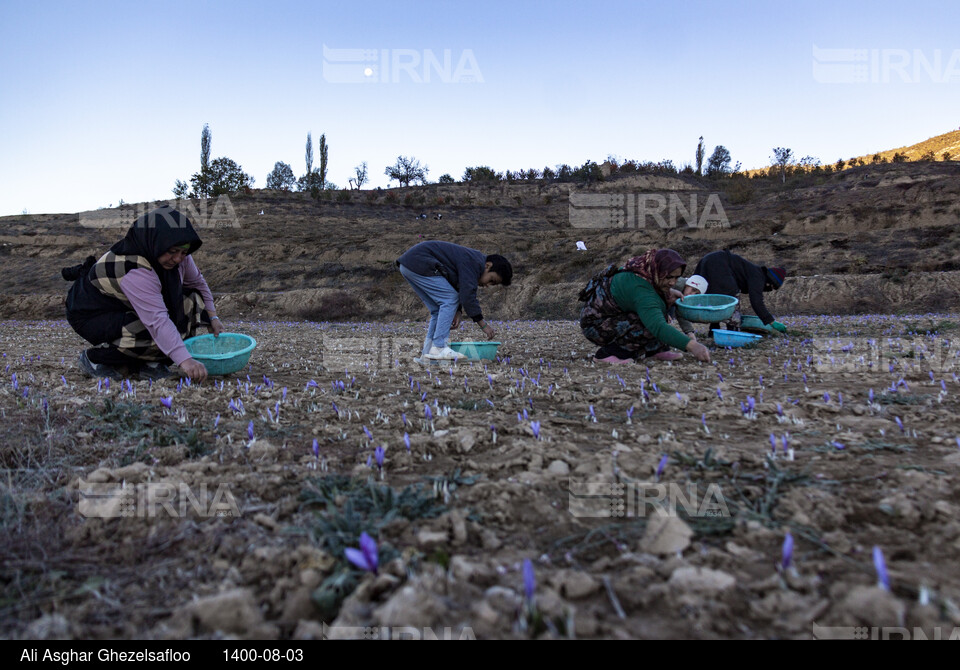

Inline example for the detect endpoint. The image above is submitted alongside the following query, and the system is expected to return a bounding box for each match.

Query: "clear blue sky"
[1,0,958,215]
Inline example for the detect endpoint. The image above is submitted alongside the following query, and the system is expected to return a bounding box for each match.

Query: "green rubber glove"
[771,321,787,333]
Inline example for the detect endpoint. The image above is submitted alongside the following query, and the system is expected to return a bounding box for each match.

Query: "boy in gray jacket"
[396,241,513,362]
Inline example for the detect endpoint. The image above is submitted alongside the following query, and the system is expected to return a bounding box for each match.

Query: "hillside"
[2,159,960,322]
[745,129,960,176]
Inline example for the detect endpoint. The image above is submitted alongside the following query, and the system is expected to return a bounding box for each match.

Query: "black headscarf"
[110,206,202,331]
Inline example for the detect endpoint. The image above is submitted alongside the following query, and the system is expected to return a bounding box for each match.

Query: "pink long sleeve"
[119,257,215,365]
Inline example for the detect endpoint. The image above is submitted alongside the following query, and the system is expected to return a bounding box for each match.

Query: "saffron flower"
[247,421,254,441]
[375,445,385,469]
[781,532,794,571]
[522,558,536,602]
[161,396,173,409]
[403,433,411,451]
[345,532,379,574]
[655,454,668,481]
[312,438,319,458]
[873,546,890,590]
[530,421,541,440]
[424,405,433,421]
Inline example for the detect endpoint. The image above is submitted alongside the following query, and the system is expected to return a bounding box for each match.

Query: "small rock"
[639,513,693,555]
[836,586,906,627]
[416,529,448,550]
[448,510,468,545]
[182,588,266,636]
[24,613,72,640]
[668,566,736,595]
[546,460,570,476]
[253,513,277,530]
[85,468,112,483]
[550,570,599,600]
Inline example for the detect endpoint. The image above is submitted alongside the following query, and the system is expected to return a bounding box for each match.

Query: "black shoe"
[139,362,173,381]
[77,350,126,381]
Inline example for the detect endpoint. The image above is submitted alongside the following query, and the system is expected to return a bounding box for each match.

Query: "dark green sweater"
[610,273,691,351]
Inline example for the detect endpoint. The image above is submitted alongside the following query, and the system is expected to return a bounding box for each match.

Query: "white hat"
[685,274,708,294]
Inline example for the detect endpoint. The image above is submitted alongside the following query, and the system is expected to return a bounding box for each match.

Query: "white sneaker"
[423,345,467,361]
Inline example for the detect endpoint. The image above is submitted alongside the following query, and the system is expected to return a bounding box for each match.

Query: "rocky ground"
[3,314,960,639]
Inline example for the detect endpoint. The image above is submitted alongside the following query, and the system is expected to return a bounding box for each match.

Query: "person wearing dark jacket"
[692,250,787,334]
[63,206,220,381]
[396,240,512,362]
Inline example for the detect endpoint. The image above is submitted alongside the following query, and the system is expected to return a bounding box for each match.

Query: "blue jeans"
[399,264,460,355]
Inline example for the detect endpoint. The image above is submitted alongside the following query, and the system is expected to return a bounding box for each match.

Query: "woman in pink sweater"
[63,206,221,381]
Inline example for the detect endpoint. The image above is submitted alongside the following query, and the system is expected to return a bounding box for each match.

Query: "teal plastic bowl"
[183,333,257,375]
[449,341,501,360]
[740,314,775,334]
[711,329,763,348]
[675,294,739,323]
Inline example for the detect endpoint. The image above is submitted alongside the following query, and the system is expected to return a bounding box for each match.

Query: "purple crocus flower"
[345,532,379,574]
[363,425,373,441]
[717,388,723,400]
[402,412,408,426]
[522,558,536,602]
[873,545,890,590]
[247,421,254,441]
[403,433,411,451]
[655,454,668,481]
[781,532,794,570]
[531,421,541,439]
[868,388,875,403]
[424,405,433,421]
[375,445,385,469]
[312,438,319,458]
[770,433,777,453]
[627,406,634,421]
[823,392,830,404]
[161,396,173,409]
[61,375,67,387]
[894,416,904,433]
[214,414,220,429]
[831,441,845,450]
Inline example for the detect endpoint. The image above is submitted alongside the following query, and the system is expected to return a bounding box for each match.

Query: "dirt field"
[3,314,960,639]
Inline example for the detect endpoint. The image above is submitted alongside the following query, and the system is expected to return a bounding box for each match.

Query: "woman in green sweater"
[579,249,712,364]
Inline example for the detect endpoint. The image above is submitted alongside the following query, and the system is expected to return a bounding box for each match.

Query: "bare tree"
[771,147,794,183]
[352,162,368,189]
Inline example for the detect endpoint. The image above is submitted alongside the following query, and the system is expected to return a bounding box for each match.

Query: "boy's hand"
[210,316,224,337]
[452,312,462,329]
[482,324,495,339]
[771,321,787,333]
